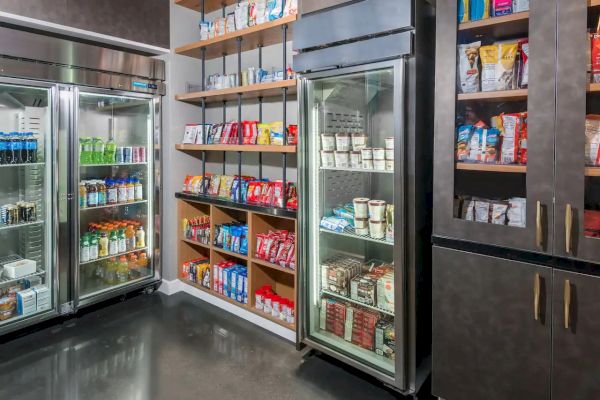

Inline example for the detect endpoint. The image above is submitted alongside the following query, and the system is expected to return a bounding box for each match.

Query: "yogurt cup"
[353,198,370,218]
[334,151,350,168]
[385,137,395,149]
[321,134,335,151]
[362,159,374,170]
[372,148,386,160]
[354,217,369,229]
[355,227,370,236]
[385,160,394,171]
[385,149,394,160]
[361,148,373,161]
[369,220,385,239]
[321,150,335,168]
[368,200,387,222]
[350,151,362,169]
[374,159,386,171]
[335,133,351,151]
[351,133,368,151]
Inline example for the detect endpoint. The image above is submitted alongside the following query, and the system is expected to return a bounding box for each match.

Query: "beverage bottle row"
[93,251,150,285]
[0,132,38,165]
[80,177,143,208]
[80,220,146,263]
[79,137,146,165]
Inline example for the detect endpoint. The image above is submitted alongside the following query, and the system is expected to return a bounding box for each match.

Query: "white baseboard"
[158,279,296,342]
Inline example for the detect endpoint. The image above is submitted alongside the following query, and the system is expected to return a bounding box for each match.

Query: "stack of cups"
[320,134,335,167]
[385,137,394,171]
[351,132,367,169]
[368,200,387,239]
[373,147,386,171]
[353,198,370,236]
[361,148,373,170]
[334,133,350,168]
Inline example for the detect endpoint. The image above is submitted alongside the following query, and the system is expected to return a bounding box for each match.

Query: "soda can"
[132,146,140,163]
[139,147,147,163]
[123,147,133,164]
[116,147,124,164]
[0,205,7,225]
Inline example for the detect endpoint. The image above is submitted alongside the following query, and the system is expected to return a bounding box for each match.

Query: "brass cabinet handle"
[564,279,571,330]
[534,273,541,321]
[565,204,573,254]
[536,201,543,249]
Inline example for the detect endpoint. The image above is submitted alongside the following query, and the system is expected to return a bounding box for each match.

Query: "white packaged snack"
[474,200,491,223]
[585,115,600,166]
[235,2,249,30]
[183,124,198,144]
[491,203,509,225]
[199,21,210,41]
[512,0,529,12]
[462,199,476,221]
[256,0,268,25]
[284,0,298,16]
[507,197,527,228]
[457,42,481,94]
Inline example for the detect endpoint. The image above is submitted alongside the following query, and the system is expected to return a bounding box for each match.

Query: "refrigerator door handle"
[564,279,571,330]
[565,203,573,254]
[533,273,541,321]
[535,201,543,249]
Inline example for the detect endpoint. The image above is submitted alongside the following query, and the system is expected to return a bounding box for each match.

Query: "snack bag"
[500,114,521,164]
[493,0,512,16]
[219,176,234,199]
[256,0,268,25]
[585,115,600,166]
[235,2,249,30]
[518,39,529,88]
[287,124,298,145]
[246,181,263,203]
[507,197,526,228]
[470,0,490,21]
[208,175,221,196]
[248,0,258,26]
[267,0,283,21]
[483,128,500,164]
[491,202,509,225]
[183,175,194,192]
[456,125,473,161]
[226,12,236,33]
[457,42,481,94]
[592,33,600,84]
[200,21,210,41]
[242,121,259,144]
[518,112,528,164]
[284,0,298,16]
[480,44,499,92]
[512,0,529,13]
[468,128,483,162]
[270,121,285,145]
[474,200,491,223]
[458,0,469,23]
[257,123,271,145]
[497,42,518,90]
[271,181,285,208]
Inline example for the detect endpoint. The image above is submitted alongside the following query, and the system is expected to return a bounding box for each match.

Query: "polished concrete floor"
[0,292,429,400]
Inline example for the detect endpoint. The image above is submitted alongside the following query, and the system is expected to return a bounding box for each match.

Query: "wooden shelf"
[252,257,295,276]
[590,0,600,8]
[213,246,249,261]
[456,163,527,173]
[176,144,297,153]
[586,167,600,176]
[252,306,295,330]
[588,83,600,93]
[175,15,296,60]
[181,238,212,250]
[458,89,528,102]
[176,192,297,219]
[176,80,297,104]
[174,0,237,13]
[459,12,529,31]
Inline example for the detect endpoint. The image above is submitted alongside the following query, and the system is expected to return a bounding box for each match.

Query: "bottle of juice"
[104,138,116,164]
[79,182,87,209]
[136,226,146,249]
[95,259,107,281]
[138,252,149,271]
[126,178,135,203]
[106,179,117,205]
[80,234,90,263]
[92,137,105,164]
[128,253,139,279]
[80,138,92,165]
[99,232,109,257]
[117,179,128,204]
[126,225,136,251]
[86,181,98,208]
[89,233,99,260]
[118,229,127,253]
[116,256,129,283]
[97,180,107,206]
[105,258,117,284]
[108,230,119,255]
[134,178,143,201]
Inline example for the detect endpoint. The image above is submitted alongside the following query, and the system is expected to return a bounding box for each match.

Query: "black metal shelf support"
[282,24,288,207]
[201,1,207,195]
[258,44,263,180]
[237,36,243,201]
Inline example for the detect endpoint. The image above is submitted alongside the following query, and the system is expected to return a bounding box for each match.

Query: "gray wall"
[0,0,170,49]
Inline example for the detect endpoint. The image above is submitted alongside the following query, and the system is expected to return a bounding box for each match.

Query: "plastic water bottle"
[27,132,38,163]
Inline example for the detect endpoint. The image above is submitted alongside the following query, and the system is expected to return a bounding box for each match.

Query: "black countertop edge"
[175,192,297,219]
[432,235,600,277]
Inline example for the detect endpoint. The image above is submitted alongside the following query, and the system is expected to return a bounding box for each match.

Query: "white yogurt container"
[334,151,349,168]
[362,159,374,170]
[361,148,373,160]
[369,220,385,239]
[368,200,387,222]
[354,217,369,229]
[385,137,395,149]
[374,159,386,171]
[321,150,335,168]
[351,133,368,151]
[350,151,362,169]
[355,227,370,236]
[335,133,351,151]
[385,149,394,160]
[372,148,385,160]
[321,134,335,151]
[385,160,394,171]
[353,198,370,218]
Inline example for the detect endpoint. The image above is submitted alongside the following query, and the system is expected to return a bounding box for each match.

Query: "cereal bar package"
[470,0,490,21]
[493,0,512,16]
[458,42,481,94]
[458,0,469,23]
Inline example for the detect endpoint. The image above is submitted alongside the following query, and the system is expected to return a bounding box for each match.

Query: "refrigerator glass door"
[0,81,55,326]
[75,90,154,300]
[304,65,398,376]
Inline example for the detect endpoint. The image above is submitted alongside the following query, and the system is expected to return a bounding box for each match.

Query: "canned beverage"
[116,147,124,164]
[0,205,7,225]
[6,205,17,225]
[123,147,133,164]
[139,147,147,163]
[132,147,140,163]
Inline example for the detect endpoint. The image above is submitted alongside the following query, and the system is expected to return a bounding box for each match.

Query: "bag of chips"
[270,121,285,145]
[456,125,473,161]
[586,115,600,166]
[458,0,469,23]
[242,121,258,145]
[470,0,490,21]
[267,0,283,21]
[257,123,271,145]
[458,42,481,94]
[235,2,249,30]
[493,0,512,16]
[483,128,500,164]
[481,43,518,92]
[518,39,529,88]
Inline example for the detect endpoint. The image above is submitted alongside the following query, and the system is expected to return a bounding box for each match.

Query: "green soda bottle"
[79,138,92,165]
[92,137,105,164]
[104,138,116,164]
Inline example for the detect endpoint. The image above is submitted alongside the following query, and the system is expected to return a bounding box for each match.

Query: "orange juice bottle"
[138,252,148,272]
[125,225,136,251]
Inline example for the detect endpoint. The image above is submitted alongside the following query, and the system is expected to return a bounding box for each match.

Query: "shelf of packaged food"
[456,163,527,173]
[80,200,147,211]
[182,278,213,295]
[0,162,45,168]
[174,0,237,13]
[79,247,148,266]
[175,15,296,60]
[457,89,528,102]
[176,144,297,153]
[181,238,212,250]
[0,220,44,231]
[80,162,148,168]
[590,0,600,8]
[320,227,393,246]
[175,79,297,104]
[321,289,395,317]
[251,257,295,276]
[588,83,600,93]
[213,246,248,261]
[458,12,529,31]
[176,192,297,219]
[586,167,600,176]
[0,268,46,285]
[320,167,394,174]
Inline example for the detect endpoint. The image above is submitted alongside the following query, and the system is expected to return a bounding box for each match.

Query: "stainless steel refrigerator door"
[0,77,61,335]
[298,59,407,391]
[72,87,161,309]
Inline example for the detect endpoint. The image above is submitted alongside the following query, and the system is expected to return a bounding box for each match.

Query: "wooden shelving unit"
[176,80,297,104]
[457,89,528,102]
[176,143,297,153]
[586,167,600,176]
[177,196,297,331]
[588,83,600,93]
[176,15,296,60]
[458,12,529,31]
[456,163,527,173]
[590,0,600,8]
[174,0,237,13]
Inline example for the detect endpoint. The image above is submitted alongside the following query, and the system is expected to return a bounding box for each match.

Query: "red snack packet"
[260,182,274,205]
[246,181,262,203]
[229,122,239,144]
[271,181,284,208]
[287,125,298,145]
[592,33,600,84]
[242,121,258,145]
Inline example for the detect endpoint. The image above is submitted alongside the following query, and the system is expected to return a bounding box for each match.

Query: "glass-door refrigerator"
[0,78,58,335]
[74,89,158,307]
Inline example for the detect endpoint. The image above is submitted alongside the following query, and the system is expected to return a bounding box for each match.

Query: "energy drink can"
[132,147,140,163]
[0,205,7,224]
[123,147,132,164]
[116,147,124,164]
[139,147,146,163]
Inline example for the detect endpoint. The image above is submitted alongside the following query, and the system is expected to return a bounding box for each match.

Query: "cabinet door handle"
[536,201,543,249]
[534,273,541,321]
[565,204,573,254]
[564,279,571,330]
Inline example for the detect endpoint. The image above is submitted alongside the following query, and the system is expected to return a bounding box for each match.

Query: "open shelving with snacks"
[175,143,297,153]
[176,195,297,332]
[175,0,237,14]
[175,80,297,104]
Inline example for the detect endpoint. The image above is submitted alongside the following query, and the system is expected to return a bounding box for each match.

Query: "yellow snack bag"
[257,123,271,145]
[458,0,469,23]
